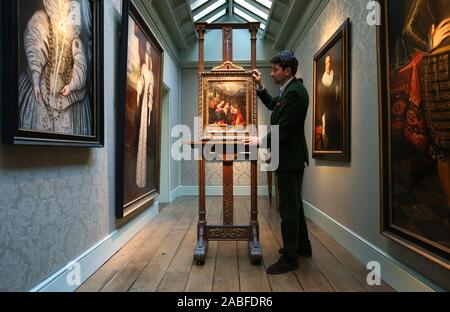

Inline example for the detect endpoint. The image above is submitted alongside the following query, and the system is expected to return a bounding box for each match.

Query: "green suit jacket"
[258,78,310,171]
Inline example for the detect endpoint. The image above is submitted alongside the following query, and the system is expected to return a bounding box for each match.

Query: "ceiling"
[189,0,272,30]
[149,0,327,53]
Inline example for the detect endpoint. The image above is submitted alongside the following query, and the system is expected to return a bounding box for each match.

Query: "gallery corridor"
[1,0,448,296]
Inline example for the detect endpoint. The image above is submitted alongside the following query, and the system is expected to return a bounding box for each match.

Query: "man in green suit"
[246,51,311,274]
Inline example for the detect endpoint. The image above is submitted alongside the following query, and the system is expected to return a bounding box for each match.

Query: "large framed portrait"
[199,69,257,140]
[1,0,104,147]
[312,19,350,162]
[116,0,163,219]
[378,0,450,267]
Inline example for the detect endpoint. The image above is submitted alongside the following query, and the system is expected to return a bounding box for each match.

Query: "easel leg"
[194,157,208,265]
[194,223,208,265]
[223,161,234,225]
[249,160,263,264]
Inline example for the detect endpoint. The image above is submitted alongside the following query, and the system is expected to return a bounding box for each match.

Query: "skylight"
[234,0,269,20]
[234,7,266,29]
[193,0,227,22]
[206,9,227,24]
[190,0,272,31]
[254,0,272,9]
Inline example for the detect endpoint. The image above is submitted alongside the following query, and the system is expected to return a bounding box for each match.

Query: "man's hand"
[251,69,264,90]
[243,136,262,146]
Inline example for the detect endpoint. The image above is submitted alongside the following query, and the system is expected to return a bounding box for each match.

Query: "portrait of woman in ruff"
[1,0,103,146]
[312,19,350,162]
[315,54,342,152]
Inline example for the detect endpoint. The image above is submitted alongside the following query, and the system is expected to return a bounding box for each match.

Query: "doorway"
[159,84,170,203]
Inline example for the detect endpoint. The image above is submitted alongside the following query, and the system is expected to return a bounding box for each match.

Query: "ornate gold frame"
[199,70,257,140]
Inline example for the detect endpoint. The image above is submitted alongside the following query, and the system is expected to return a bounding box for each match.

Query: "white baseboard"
[29,201,159,292]
[303,200,444,292]
[179,185,276,196]
[169,186,181,203]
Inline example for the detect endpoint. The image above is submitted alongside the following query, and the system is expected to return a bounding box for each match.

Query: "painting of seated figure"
[201,73,257,140]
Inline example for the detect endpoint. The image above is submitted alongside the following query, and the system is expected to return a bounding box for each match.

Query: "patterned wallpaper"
[181,161,271,187]
[0,149,110,291]
[0,2,122,292]
[296,0,449,289]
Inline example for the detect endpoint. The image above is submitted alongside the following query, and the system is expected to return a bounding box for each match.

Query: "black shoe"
[266,256,298,275]
[278,247,312,257]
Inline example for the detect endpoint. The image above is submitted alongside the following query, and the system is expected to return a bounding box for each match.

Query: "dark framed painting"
[199,71,257,140]
[312,18,350,162]
[1,0,104,147]
[116,0,163,219]
[378,0,450,267]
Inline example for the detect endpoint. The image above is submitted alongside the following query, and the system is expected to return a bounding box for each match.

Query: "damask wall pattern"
[0,1,122,291]
[181,160,273,187]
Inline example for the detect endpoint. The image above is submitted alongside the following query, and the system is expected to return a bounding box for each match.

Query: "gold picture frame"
[199,71,257,141]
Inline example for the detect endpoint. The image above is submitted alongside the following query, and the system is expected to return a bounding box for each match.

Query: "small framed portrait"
[312,18,350,162]
[1,0,104,147]
[116,0,163,219]
[199,71,257,140]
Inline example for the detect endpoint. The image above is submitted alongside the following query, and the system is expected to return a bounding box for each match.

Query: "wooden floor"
[77,196,394,292]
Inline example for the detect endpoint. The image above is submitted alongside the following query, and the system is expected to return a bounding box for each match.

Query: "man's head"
[325,55,333,74]
[270,51,298,85]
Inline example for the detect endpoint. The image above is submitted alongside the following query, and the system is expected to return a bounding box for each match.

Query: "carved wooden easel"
[193,22,262,265]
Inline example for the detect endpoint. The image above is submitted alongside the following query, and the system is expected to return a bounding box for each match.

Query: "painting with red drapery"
[378,0,450,265]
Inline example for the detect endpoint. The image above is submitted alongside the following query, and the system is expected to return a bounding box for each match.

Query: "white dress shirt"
[257,77,295,98]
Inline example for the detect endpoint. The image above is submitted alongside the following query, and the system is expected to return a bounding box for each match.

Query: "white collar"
[280,77,295,94]
[322,70,334,87]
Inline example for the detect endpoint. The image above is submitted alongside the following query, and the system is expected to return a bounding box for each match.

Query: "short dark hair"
[271,51,298,76]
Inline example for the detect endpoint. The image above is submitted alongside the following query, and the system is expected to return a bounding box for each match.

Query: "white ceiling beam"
[272,0,295,48]
[160,0,189,50]
[262,0,279,37]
